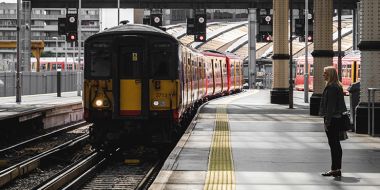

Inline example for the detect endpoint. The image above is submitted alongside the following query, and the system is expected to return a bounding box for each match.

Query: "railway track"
[26,146,167,190]
[0,122,91,172]
[0,121,90,153]
[0,134,91,189]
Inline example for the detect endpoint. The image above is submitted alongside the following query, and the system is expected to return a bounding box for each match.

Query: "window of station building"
[213,10,233,20]
[235,9,248,18]
[171,9,187,21]
[9,9,15,14]
[33,9,41,15]
[0,10,4,14]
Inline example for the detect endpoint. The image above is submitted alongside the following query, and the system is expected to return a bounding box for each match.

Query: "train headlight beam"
[95,99,103,107]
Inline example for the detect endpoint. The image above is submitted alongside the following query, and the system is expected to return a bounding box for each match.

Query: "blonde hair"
[324,66,342,87]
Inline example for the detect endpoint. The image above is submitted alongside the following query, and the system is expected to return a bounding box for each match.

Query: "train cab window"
[151,50,174,78]
[86,42,111,78]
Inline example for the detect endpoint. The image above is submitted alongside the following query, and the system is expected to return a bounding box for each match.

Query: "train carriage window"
[86,42,111,78]
[151,43,175,78]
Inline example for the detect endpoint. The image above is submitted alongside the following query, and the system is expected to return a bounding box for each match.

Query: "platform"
[151,90,380,190]
[0,91,83,129]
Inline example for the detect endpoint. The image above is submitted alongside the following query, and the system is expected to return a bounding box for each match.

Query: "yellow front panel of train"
[120,79,141,115]
[150,80,179,110]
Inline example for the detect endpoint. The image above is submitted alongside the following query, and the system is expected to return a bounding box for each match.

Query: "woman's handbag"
[339,130,348,141]
[340,113,351,131]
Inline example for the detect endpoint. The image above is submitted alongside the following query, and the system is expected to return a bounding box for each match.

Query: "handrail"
[368,88,380,136]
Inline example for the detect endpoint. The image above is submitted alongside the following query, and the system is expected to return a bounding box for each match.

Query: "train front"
[83,25,181,148]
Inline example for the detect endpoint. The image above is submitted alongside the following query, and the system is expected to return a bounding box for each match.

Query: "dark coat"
[319,83,347,126]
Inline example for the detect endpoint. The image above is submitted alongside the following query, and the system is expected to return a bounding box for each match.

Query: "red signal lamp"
[307,35,313,42]
[66,32,77,42]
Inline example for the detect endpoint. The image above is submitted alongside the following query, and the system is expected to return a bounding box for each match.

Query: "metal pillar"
[271,0,290,104]
[77,0,82,96]
[16,0,21,103]
[352,8,357,50]
[248,8,257,89]
[289,0,294,109]
[117,0,120,24]
[337,0,342,81]
[304,1,309,103]
[310,0,334,115]
[356,0,380,134]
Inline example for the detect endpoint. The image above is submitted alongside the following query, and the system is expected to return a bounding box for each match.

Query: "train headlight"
[95,99,103,107]
[153,100,166,107]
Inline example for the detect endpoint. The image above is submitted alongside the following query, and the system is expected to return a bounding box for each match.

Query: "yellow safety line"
[204,105,235,190]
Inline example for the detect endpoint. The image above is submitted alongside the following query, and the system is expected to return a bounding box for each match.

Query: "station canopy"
[29,0,359,9]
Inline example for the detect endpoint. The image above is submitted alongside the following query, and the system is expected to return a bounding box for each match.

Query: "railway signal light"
[257,14,273,42]
[150,14,162,28]
[66,14,77,33]
[307,32,313,42]
[143,17,150,25]
[195,13,207,34]
[295,18,304,36]
[66,32,77,42]
[186,18,196,35]
[257,32,272,42]
[58,18,66,35]
[194,33,206,42]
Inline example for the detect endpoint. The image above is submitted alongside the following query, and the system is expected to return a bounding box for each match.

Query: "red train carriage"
[295,52,360,95]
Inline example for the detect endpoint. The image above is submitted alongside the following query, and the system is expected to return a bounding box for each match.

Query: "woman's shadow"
[334,176,361,183]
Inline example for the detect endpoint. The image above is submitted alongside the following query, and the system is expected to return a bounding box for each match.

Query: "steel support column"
[310,0,334,115]
[248,8,257,89]
[271,0,290,104]
[356,0,380,134]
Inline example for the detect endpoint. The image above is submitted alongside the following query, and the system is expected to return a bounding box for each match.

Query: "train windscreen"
[150,43,175,79]
[86,42,112,78]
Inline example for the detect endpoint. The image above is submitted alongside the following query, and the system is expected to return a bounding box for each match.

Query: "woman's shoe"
[321,170,341,177]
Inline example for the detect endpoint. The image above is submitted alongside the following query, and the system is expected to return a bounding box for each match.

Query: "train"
[31,57,83,72]
[82,24,244,149]
[295,51,360,94]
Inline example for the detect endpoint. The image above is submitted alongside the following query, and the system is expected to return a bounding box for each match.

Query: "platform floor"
[151,90,380,190]
[0,91,82,120]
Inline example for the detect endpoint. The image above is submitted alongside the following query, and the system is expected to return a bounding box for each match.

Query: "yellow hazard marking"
[0,160,8,167]
[124,159,140,165]
[132,53,138,61]
[204,105,235,190]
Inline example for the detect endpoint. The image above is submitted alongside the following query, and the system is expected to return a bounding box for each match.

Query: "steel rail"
[0,134,89,188]
[0,121,89,153]
[32,151,102,190]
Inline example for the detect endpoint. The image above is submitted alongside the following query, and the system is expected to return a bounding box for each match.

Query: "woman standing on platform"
[319,66,347,177]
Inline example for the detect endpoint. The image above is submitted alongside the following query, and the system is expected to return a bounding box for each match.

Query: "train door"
[219,60,223,93]
[211,59,216,95]
[116,36,149,117]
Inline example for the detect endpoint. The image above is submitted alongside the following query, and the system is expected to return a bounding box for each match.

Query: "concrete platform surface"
[150,90,380,190]
[0,91,82,121]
